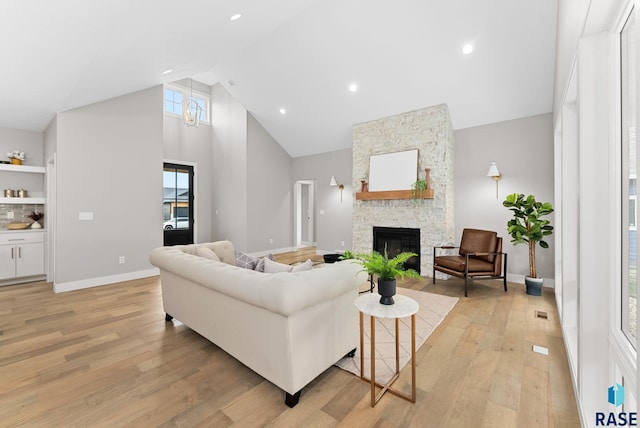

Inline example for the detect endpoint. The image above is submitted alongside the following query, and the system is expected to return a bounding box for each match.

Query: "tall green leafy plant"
[502,193,554,278]
[356,245,420,281]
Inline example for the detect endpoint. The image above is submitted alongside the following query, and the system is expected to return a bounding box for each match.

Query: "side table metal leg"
[370,314,376,407]
[359,311,364,380]
[411,313,416,402]
[395,318,400,373]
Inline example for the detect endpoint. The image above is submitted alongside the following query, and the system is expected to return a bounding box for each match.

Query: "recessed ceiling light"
[279,108,286,115]
[349,83,358,93]
[161,69,173,75]
[230,13,242,21]
[462,44,474,55]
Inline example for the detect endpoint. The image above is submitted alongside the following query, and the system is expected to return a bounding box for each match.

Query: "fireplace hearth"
[373,226,420,274]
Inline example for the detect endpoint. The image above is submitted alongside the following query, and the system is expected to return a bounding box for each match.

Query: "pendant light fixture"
[183,77,202,127]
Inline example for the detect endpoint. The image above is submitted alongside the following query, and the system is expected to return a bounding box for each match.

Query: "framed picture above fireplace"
[368,149,418,191]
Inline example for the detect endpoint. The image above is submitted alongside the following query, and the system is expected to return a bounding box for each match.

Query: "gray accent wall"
[453,113,555,281]
[211,83,249,250]
[292,149,353,252]
[247,113,292,252]
[54,86,164,284]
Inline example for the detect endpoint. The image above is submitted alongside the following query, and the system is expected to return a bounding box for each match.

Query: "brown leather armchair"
[432,228,507,297]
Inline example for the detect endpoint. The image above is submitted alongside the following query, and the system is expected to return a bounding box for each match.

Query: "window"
[621,9,637,346]
[164,88,183,115]
[163,85,210,124]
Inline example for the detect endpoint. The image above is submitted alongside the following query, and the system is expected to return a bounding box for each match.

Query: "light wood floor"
[0,248,580,427]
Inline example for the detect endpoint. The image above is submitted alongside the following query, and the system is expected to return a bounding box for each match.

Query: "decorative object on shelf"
[361,180,368,192]
[503,193,554,296]
[183,77,203,127]
[329,175,345,202]
[355,244,420,305]
[411,179,427,199]
[27,211,44,229]
[7,222,30,230]
[487,162,502,199]
[17,189,27,198]
[6,150,25,165]
[4,189,14,197]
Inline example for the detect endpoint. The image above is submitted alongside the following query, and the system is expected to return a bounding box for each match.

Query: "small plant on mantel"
[411,168,431,200]
[411,179,428,199]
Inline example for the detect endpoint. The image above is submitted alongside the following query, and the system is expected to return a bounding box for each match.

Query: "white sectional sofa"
[149,241,367,407]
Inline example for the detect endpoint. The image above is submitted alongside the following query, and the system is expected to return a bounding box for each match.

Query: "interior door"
[163,163,194,246]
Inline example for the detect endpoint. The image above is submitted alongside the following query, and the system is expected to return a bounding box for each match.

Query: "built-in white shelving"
[0,164,45,174]
[0,163,46,205]
[0,197,45,205]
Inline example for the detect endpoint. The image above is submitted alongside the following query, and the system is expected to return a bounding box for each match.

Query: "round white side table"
[354,293,419,407]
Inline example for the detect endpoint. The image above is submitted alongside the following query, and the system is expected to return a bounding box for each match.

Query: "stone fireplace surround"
[352,104,455,276]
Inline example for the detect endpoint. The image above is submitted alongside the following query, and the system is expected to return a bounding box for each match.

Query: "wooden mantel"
[356,168,433,200]
[355,189,434,200]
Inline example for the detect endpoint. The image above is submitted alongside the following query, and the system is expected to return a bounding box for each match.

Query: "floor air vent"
[535,310,548,320]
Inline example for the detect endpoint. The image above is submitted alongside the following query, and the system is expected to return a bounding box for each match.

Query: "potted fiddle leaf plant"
[356,245,420,305]
[503,193,554,296]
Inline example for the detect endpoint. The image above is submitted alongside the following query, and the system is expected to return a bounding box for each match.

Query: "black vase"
[378,279,396,305]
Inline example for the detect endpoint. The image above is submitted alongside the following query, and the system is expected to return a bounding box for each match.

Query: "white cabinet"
[0,232,45,282]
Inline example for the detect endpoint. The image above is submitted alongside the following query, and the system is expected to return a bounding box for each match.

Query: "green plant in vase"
[356,244,420,305]
[502,193,554,295]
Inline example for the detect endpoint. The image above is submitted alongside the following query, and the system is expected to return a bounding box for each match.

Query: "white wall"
[210,83,249,250]
[292,149,353,252]
[54,86,163,289]
[454,113,555,282]
[247,113,292,252]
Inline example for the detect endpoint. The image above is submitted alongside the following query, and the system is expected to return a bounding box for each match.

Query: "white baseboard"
[506,273,555,288]
[53,268,159,293]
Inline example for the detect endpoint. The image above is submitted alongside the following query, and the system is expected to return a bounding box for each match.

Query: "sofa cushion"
[236,251,259,270]
[264,257,294,273]
[194,245,220,261]
[255,254,276,272]
[201,240,236,265]
[291,259,313,272]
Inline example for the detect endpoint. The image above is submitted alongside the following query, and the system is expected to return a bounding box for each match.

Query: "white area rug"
[335,287,458,384]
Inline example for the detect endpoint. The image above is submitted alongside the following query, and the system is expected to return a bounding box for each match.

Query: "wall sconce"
[486,162,502,199]
[330,175,345,202]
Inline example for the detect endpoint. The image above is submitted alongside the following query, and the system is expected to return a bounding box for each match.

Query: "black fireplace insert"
[372,226,420,274]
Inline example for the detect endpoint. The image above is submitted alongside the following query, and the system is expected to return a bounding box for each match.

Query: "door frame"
[293,180,315,247]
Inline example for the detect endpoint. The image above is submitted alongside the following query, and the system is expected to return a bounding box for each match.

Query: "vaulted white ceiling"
[0,0,557,158]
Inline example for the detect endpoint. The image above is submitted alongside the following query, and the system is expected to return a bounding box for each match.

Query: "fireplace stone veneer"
[352,104,455,276]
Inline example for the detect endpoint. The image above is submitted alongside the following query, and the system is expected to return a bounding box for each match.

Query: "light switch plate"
[79,212,94,221]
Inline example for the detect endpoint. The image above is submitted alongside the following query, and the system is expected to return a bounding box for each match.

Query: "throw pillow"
[263,257,294,273]
[291,259,313,272]
[254,253,276,272]
[235,251,259,270]
[194,245,220,261]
